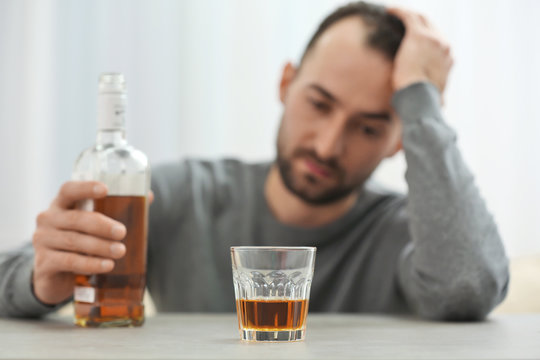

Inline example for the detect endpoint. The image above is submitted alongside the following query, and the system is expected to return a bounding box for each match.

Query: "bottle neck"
[97,91,127,133]
[96,129,127,146]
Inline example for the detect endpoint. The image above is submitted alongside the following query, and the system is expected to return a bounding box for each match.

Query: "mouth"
[303,158,333,179]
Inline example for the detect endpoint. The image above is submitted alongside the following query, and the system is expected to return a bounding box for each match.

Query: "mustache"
[292,148,342,174]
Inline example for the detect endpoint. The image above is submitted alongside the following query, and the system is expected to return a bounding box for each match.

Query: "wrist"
[31,270,58,307]
[392,82,442,123]
[393,74,431,93]
[8,253,65,317]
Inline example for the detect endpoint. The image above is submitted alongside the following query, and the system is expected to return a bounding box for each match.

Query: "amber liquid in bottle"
[236,299,309,330]
[74,195,148,327]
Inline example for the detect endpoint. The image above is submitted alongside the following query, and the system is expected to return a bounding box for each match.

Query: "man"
[0,2,509,320]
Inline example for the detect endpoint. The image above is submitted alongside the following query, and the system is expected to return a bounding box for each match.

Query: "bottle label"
[74,286,96,303]
[97,93,126,130]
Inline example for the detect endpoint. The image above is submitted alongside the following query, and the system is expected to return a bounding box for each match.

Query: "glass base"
[241,329,305,342]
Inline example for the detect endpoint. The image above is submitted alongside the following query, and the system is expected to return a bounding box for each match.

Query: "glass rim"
[230,246,316,252]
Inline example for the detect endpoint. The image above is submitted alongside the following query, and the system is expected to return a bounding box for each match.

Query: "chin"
[276,151,357,205]
[286,171,352,206]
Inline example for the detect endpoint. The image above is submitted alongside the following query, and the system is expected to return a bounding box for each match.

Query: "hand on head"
[387,7,454,98]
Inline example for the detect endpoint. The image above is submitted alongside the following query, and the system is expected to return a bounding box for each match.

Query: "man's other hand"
[387,7,454,96]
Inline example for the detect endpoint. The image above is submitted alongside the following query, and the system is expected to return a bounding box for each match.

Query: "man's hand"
[31,181,127,305]
[387,7,454,95]
[31,181,154,305]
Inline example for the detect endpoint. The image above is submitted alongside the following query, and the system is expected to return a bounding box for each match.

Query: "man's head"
[276,1,405,205]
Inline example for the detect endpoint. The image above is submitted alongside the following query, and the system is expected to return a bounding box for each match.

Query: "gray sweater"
[0,83,509,320]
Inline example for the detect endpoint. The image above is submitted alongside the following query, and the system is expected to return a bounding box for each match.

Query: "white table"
[1,313,539,359]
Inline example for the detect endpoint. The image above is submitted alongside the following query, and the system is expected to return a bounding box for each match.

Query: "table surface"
[1,313,539,360]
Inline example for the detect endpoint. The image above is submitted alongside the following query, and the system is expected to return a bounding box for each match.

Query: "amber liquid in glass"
[74,195,147,327]
[236,299,309,330]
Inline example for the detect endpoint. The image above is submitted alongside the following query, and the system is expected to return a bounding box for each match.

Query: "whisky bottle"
[72,73,150,327]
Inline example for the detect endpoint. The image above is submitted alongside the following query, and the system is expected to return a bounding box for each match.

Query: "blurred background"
[0,0,539,267]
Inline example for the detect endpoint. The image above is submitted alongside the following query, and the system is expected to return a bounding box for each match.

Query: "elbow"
[414,266,510,322]
[418,283,496,321]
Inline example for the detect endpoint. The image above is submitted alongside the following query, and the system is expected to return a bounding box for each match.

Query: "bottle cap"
[99,73,126,94]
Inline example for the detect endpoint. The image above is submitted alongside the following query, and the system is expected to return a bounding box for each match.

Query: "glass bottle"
[72,73,150,327]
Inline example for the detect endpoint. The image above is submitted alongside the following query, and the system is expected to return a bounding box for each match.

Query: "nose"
[314,115,346,160]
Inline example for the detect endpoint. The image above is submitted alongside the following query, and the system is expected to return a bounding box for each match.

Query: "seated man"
[0,1,509,320]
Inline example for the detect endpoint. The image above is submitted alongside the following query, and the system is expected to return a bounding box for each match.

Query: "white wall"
[0,0,539,257]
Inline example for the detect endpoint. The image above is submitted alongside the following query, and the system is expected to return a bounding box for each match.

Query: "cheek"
[379,124,402,157]
[280,97,314,152]
[342,137,393,174]
[350,122,401,160]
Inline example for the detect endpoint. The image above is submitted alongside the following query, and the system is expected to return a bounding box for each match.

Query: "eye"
[363,126,379,137]
[349,122,381,138]
[308,97,331,113]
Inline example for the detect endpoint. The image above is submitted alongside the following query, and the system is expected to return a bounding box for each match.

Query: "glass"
[231,246,316,342]
[72,73,150,327]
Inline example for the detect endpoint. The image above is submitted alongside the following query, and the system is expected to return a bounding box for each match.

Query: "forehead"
[298,17,394,110]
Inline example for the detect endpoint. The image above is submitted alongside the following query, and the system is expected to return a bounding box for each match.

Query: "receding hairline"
[298,2,405,67]
[299,15,378,67]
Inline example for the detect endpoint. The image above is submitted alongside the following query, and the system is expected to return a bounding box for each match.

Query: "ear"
[279,62,297,104]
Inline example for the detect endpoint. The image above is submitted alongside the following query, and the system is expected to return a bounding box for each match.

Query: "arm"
[387,7,509,320]
[394,82,509,320]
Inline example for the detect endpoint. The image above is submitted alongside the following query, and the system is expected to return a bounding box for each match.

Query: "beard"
[275,124,365,206]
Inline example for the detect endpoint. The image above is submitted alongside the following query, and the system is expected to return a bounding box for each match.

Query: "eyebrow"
[307,83,391,122]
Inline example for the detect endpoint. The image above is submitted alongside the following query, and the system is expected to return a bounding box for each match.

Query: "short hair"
[300,1,405,65]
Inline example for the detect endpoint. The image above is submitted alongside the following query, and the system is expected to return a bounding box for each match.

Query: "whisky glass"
[230,246,316,342]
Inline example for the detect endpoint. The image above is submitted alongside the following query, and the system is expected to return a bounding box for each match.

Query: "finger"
[417,14,429,28]
[387,7,432,31]
[386,7,418,26]
[41,248,115,275]
[53,181,108,209]
[41,209,126,241]
[33,228,126,259]
[148,190,155,204]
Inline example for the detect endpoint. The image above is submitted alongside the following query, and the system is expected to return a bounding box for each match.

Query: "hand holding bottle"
[31,181,127,305]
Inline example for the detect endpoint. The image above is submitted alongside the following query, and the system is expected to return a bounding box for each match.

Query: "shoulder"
[153,158,268,181]
[151,158,270,216]
[153,158,268,191]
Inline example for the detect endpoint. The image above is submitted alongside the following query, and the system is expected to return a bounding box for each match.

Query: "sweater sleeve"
[393,82,510,321]
[0,243,67,318]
